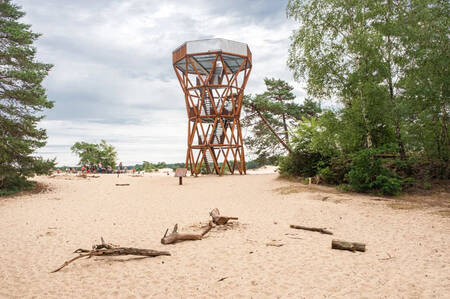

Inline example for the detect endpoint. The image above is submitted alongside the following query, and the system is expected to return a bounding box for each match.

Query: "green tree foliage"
[0,1,55,194]
[243,78,321,165]
[283,0,449,193]
[71,140,117,169]
[139,161,167,172]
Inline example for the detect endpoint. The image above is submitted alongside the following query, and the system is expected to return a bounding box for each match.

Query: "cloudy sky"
[16,0,304,166]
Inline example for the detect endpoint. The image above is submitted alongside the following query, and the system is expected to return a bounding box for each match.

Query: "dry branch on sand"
[115,184,130,186]
[161,208,238,245]
[161,222,213,245]
[290,224,333,235]
[210,208,238,225]
[51,237,170,273]
[331,239,366,252]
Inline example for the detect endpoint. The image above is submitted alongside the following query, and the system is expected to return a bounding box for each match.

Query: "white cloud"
[15,0,305,165]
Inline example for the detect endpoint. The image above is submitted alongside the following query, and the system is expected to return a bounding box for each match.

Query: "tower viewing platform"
[173,38,252,175]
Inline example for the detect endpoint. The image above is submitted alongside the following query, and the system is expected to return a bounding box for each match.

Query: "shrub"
[279,151,325,177]
[370,175,403,195]
[316,157,349,185]
[346,148,402,195]
[0,175,34,196]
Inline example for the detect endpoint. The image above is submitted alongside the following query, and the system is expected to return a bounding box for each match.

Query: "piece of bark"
[290,224,333,235]
[210,208,238,225]
[161,223,212,245]
[51,238,170,273]
[331,239,366,252]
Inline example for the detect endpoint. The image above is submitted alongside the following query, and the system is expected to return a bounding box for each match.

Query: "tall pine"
[0,0,54,193]
[243,78,320,165]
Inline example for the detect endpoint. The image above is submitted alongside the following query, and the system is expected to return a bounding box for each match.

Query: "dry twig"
[290,224,333,235]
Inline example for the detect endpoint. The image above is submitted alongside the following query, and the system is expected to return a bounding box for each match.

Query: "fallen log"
[210,208,238,225]
[331,239,366,252]
[161,222,212,245]
[290,224,333,235]
[51,238,170,273]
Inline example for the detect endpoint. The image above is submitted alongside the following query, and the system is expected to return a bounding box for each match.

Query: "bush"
[316,157,349,185]
[370,175,403,195]
[346,149,402,195]
[279,151,325,177]
[0,175,34,196]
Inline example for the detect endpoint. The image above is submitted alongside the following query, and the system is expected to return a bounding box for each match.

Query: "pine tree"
[0,0,54,194]
[243,78,321,164]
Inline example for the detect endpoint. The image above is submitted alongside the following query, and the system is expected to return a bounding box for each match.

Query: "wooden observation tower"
[173,38,252,175]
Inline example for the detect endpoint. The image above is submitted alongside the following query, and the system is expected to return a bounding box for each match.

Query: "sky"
[15,0,305,166]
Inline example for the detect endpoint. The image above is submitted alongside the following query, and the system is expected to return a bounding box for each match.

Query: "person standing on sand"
[117,162,123,177]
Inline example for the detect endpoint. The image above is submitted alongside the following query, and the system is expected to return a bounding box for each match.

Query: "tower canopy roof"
[173,38,252,75]
[176,38,248,56]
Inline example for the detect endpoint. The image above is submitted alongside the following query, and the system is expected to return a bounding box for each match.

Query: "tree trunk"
[386,3,406,160]
[440,90,449,161]
[255,109,292,153]
[282,112,290,146]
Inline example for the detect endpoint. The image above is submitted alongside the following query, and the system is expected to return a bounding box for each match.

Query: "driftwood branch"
[331,239,366,252]
[201,221,213,236]
[161,222,212,245]
[290,224,333,235]
[210,208,238,225]
[52,238,170,273]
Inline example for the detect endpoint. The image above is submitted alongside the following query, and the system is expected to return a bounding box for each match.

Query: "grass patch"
[433,209,450,218]
[387,202,420,210]
[273,185,307,195]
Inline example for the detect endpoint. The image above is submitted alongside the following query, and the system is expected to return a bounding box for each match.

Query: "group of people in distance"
[55,162,128,174]
[81,162,125,174]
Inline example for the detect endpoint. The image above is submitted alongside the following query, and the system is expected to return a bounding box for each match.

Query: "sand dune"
[0,174,449,298]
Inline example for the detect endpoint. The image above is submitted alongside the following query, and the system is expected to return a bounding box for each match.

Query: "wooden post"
[179,177,182,185]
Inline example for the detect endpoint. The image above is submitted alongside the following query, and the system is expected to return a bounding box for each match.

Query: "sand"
[0,173,449,298]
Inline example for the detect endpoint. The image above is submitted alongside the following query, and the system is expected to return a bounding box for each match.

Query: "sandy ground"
[0,173,449,298]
